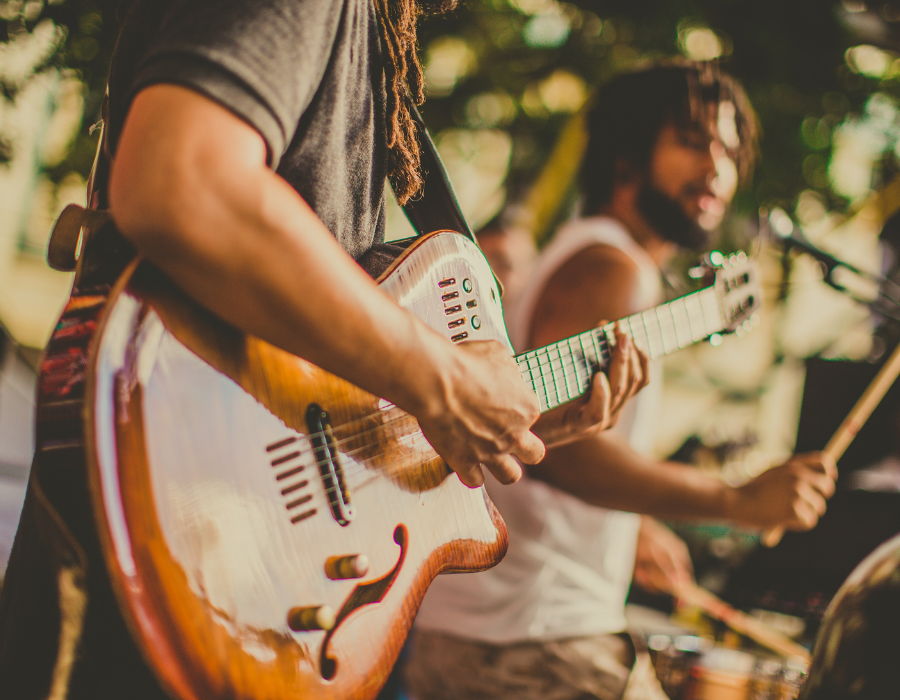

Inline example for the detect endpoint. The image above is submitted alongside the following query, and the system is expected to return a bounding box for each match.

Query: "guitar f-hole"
[319,525,408,680]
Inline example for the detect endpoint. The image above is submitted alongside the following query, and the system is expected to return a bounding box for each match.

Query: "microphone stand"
[763,211,900,320]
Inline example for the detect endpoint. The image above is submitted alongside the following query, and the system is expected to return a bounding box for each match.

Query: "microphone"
[765,208,900,310]
[778,232,870,289]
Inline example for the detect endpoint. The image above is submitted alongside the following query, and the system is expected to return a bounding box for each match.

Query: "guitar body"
[79,231,509,700]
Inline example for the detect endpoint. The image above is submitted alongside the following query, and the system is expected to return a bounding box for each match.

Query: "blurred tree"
[4,0,900,238]
[416,0,872,231]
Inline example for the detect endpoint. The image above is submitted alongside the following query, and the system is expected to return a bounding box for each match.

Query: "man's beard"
[636,185,711,251]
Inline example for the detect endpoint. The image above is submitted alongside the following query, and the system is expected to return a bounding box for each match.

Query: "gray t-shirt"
[107,0,387,260]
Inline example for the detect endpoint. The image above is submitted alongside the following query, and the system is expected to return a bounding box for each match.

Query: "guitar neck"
[515,285,725,413]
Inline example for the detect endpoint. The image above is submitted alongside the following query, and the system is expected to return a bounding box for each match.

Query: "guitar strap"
[400,103,476,243]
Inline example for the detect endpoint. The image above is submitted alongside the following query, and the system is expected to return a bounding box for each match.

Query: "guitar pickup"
[306,404,354,526]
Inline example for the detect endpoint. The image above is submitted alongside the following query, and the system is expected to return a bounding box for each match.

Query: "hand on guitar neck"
[526,326,650,448]
[416,331,646,487]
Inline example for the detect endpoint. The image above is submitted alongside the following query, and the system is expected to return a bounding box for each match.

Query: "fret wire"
[628,314,648,355]
[568,339,585,399]
[670,298,691,348]
[641,310,660,360]
[597,327,611,366]
[595,328,607,366]
[567,342,581,399]
[534,351,552,409]
[651,309,665,358]
[588,330,601,371]
[684,293,706,341]
[520,355,541,409]
[638,312,652,359]
[667,302,680,352]
[550,345,565,405]
[571,337,590,395]
[544,349,559,410]
[592,329,605,369]
[523,355,537,394]
[530,355,550,411]
[667,302,680,350]
[656,303,677,355]
[580,332,598,375]
[560,339,579,401]
[699,289,724,334]
[561,342,579,401]
[542,346,562,408]
[564,338,581,398]
[552,343,571,401]
[533,349,549,409]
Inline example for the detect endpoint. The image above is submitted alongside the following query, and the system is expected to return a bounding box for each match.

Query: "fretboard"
[516,286,725,413]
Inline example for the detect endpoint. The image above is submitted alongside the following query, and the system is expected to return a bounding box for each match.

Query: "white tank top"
[414,217,663,643]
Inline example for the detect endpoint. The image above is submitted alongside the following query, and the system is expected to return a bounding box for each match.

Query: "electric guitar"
[39,229,759,700]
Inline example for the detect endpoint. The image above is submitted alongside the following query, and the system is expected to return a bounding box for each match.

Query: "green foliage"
[4,0,897,223]
[417,0,876,220]
[0,0,117,179]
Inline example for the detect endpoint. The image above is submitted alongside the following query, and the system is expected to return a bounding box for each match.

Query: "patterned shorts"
[402,629,670,700]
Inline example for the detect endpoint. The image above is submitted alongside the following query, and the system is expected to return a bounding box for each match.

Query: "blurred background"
[3,0,900,620]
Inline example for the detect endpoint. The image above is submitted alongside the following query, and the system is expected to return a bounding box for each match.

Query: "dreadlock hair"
[580,59,760,216]
[373,0,429,205]
[117,0,432,204]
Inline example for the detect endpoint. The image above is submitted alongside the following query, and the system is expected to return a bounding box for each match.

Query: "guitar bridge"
[306,404,354,526]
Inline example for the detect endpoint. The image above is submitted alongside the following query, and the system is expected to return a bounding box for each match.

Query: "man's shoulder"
[550,240,643,295]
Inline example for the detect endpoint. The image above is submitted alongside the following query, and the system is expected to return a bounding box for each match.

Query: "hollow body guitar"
[73,230,758,700]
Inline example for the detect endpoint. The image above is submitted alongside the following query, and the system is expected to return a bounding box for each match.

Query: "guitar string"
[295,347,604,458]
[272,307,729,510]
[261,288,727,496]
[287,306,718,466]
[304,283,747,504]
[270,339,655,500]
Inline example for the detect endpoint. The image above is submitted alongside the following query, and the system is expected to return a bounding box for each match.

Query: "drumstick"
[675,580,811,662]
[762,340,900,547]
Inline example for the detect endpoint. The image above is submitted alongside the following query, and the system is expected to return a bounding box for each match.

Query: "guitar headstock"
[710,251,762,336]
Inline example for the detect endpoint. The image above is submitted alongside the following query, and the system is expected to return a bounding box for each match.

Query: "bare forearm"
[528,434,738,522]
[110,87,451,420]
[528,435,836,531]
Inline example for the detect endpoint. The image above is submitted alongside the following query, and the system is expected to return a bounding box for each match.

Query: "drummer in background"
[477,207,696,603]
[405,60,837,700]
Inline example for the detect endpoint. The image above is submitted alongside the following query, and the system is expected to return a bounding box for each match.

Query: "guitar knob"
[325,554,370,580]
[287,605,336,632]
